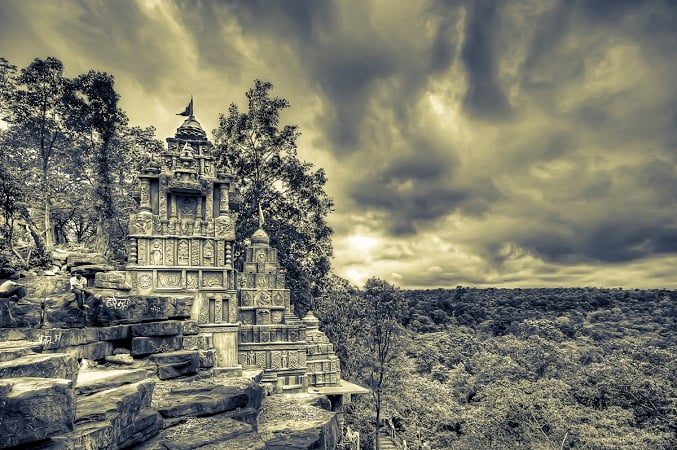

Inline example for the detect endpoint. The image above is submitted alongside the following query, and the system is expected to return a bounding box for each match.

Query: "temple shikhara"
[125,107,344,393]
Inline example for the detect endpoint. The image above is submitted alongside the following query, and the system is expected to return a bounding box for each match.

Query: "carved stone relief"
[255,351,266,368]
[202,272,222,287]
[289,351,298,368]
[158,272,182,288]
[255,291,271,306]
[138,273,152,289]
[150,240,163,265]
[165,241,175,265]
[186,272,198,289]
[257,309,270,325]
[178,240,189,265]
[204,240,214,265]
[273,292,284,306]
[271,311,283,324]
[137,240,147,265]
[191,241,200,266]
[241,291,253,307]
[271,351,281,370]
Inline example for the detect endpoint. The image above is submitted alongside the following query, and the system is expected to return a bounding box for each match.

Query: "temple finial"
[258,203,265,228]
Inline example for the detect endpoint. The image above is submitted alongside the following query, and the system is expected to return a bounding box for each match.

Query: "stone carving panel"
[273,292,284,306]
[271,351,281,370]
[215,298,223,322]
[158,271,182,288]
[255,351,266,368]
[130,213,153,235]
[255,291,271,307]
[204,240,214,265]
[257,309,270,325]
[137,240,148,265]
[241,291,253,307]
[202,272,223,288]
[165,241,175,265]
[137,273,153,290]
[214,215,235,240]
[191,240,200,266]
[178,240,189,265]
[150,240,163,265]
[272,311,283,324]
[186,271,198,289]
[289,351,298,369]
[178,196,197,219]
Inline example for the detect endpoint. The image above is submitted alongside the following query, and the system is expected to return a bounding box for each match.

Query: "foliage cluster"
[319,284,676,449]
[0,56,163,268]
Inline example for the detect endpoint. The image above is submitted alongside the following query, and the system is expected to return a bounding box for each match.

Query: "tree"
[5,57,75,250]
[361,277,408,449]
[67,70,128,259]
[213,79,333,314]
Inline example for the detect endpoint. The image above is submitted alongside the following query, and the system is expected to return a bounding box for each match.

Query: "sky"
[1,0,676,289]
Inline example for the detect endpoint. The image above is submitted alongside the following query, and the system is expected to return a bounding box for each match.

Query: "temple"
[126,107,351,394]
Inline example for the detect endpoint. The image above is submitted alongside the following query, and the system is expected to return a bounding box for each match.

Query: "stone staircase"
[378,430,402,450]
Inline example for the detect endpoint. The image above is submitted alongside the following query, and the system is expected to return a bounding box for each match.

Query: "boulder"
[132,320,182,337]
[150,350,200,380]
[0,353,78,382]
[131,336,183,356]
[0,377,75,449]
[105,354,135,365]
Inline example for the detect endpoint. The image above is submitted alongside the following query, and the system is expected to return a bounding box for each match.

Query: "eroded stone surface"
[131,336,183,356]
[149,350,200,380]
[0,353,78,382]
[76,368,149,395]
[152,376,263,419]
[132,320,182,337]
[0,377,75,449]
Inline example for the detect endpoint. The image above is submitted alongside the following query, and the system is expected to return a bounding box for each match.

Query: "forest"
[317,283,676,449]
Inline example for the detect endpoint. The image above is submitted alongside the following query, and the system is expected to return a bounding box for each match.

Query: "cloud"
[1,0,676,288]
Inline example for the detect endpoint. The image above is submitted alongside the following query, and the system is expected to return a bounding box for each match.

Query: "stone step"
[0,352,78,382]
[149,350,200,380]
[0,377,75,450]
[42,379,162,449]
[76,368,149,396]
[0,339,39,362]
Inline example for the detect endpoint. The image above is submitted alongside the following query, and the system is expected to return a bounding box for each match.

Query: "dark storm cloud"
[461,0,512,120]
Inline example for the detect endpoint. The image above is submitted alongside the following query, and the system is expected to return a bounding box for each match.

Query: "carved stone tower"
[126,111,241,371]
[236,221,308,391]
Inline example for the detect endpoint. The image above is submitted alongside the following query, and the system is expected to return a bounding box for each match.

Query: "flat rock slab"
[0,377,75,449]
[134,415,261,450]
[153,376,263,419]
[0,340,36,362]
[76,368,149,395]
[0,352,78,382]
[257,394,340,450]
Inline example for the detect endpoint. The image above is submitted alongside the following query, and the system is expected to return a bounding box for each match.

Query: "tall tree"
[4,57,74,250]
[361,277,408,450]
[67,70,128,259]
[213,79,333,314]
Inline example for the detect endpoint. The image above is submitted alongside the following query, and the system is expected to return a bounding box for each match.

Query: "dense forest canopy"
[318,284,676,449]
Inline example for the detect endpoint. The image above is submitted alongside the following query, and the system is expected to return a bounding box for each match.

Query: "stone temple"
[125,109,346,394]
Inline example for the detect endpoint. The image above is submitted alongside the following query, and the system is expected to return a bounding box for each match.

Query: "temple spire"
[258,203,265,228]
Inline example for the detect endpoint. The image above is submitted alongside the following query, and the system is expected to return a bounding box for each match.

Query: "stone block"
[199,349,216,368]
[181,319,200,335]
[96,295,193,326]
[0,353,78,382]
[155,378,263,418]
[98,324,131,341]
[43,340,114,361]
[131,336,183,356]
[117,407,163,448]
[132,320,182,337]
[76,368,149,396]
[67,253,107,269]
[183,334,212,350]
[0,341,34,362]
[95,271,132,290]
[105,354,135,365]
[37,328,98,350]
[150,350,200,380]
[0,377,75,449]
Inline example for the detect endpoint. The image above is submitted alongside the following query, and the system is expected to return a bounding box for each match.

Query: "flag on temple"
[177,97,193,116]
